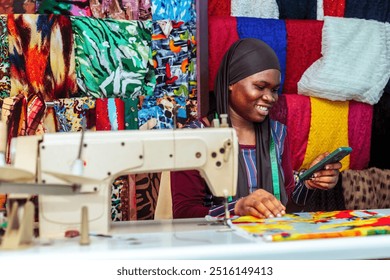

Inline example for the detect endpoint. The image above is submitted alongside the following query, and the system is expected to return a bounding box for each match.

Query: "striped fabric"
[209,120,310,217]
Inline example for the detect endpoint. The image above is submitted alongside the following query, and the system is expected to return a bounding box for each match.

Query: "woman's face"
[228,69,280,124]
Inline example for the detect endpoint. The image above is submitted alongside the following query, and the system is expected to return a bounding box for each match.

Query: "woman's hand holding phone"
[300,147,351,190]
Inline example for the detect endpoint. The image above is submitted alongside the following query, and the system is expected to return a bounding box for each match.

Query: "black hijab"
[212,38,288,205]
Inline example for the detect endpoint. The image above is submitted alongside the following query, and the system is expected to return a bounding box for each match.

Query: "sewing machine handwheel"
[0,166,35,182]
[43,171,101,185]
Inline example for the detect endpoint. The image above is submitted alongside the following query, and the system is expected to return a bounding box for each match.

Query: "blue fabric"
[236,17,287,93]
[276,0,317,19]
[345,0,390,23]
[152,0,196,22]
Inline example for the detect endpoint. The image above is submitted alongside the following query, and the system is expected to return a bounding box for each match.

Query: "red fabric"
[323,0,346,17]
[284,20,323,94]
[95,98,125,131]
[285,94,311,170]
[348,101,373,170]
[208,16,239,91]
[208,0,231,16]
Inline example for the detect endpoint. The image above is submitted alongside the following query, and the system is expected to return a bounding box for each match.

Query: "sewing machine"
[0,127,238,239]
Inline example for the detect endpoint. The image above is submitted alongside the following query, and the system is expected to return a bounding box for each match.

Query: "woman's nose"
[262,91,276,102]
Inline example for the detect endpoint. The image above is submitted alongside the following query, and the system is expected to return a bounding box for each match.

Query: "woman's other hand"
[305,152,342,190]
[234,189,286,218]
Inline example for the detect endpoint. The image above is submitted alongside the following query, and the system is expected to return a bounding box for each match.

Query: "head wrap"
[212,38,287,205]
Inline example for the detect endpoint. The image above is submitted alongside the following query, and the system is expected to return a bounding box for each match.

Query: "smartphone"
[298,147,352,181]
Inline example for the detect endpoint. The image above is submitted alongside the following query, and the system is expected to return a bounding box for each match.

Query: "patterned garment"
[138,95,180,129]
[152,20,197,99]
[95,98,125,131]
[230,210,390,242]
[342,168,390,210]
[124,97,139,130]
[37,0,93,16]
[26,94,46,135]
[90,0,151,20]
[53,97,95,132]
[111,176,130,221]
[135,172,161,220]
[0,16,10,98]
[94,97,136,221]
[0,0,37,14]
[71,17,155,99]
[8,14,78,101]
[151,0,196,22]
[1,94,27,162]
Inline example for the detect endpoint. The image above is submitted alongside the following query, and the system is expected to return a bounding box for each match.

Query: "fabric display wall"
[0,0,198,220]
[208,0,390,211]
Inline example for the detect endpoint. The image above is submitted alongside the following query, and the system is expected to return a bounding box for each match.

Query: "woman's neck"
[230,114,256,145]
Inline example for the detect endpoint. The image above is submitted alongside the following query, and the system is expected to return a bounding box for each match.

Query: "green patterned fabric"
[0,16,10,98]
[71,17,155,99]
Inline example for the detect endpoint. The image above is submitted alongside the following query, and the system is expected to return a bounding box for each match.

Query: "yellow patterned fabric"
[300,97,350,171]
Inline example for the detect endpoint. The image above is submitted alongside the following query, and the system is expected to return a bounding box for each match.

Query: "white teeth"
[256,105,268,111]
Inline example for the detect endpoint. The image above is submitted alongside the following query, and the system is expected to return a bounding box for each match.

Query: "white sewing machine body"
[7,128,238,238]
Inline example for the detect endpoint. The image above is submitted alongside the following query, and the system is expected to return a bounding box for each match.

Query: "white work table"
[1,215,390,260]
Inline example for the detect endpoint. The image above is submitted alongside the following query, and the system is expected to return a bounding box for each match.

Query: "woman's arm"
[170,170,210,218]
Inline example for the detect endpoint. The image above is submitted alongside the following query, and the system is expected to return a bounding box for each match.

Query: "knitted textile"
[300,97,350,171]
[298,17,390,105]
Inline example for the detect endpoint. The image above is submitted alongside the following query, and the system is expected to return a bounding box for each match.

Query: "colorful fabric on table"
[348,101,372,170]
[71,17,155,99]
[208,16,239,91]
[231,0,279,19]
[8,14,78,101]
[53,97,95,132]
[344,0,390,23]
[37,0,92,16]
[151,0,195,22]
[152,20,196,99]
[300,97,350,171]
[342,168,390,210]
[283,20,323,94]
[298,17,390,105]
[124,97,139,130]
[276,0,317,19]
[208,0,231,16]
[95,98,125,131]
[0,16,10,98]
[323,0,345,17]
[230,210,390,242]
[236,18,286,93]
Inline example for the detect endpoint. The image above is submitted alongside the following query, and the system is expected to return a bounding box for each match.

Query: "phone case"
[298,147,352,181]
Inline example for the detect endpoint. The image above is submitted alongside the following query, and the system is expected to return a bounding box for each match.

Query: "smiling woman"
[170,38,343,220]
